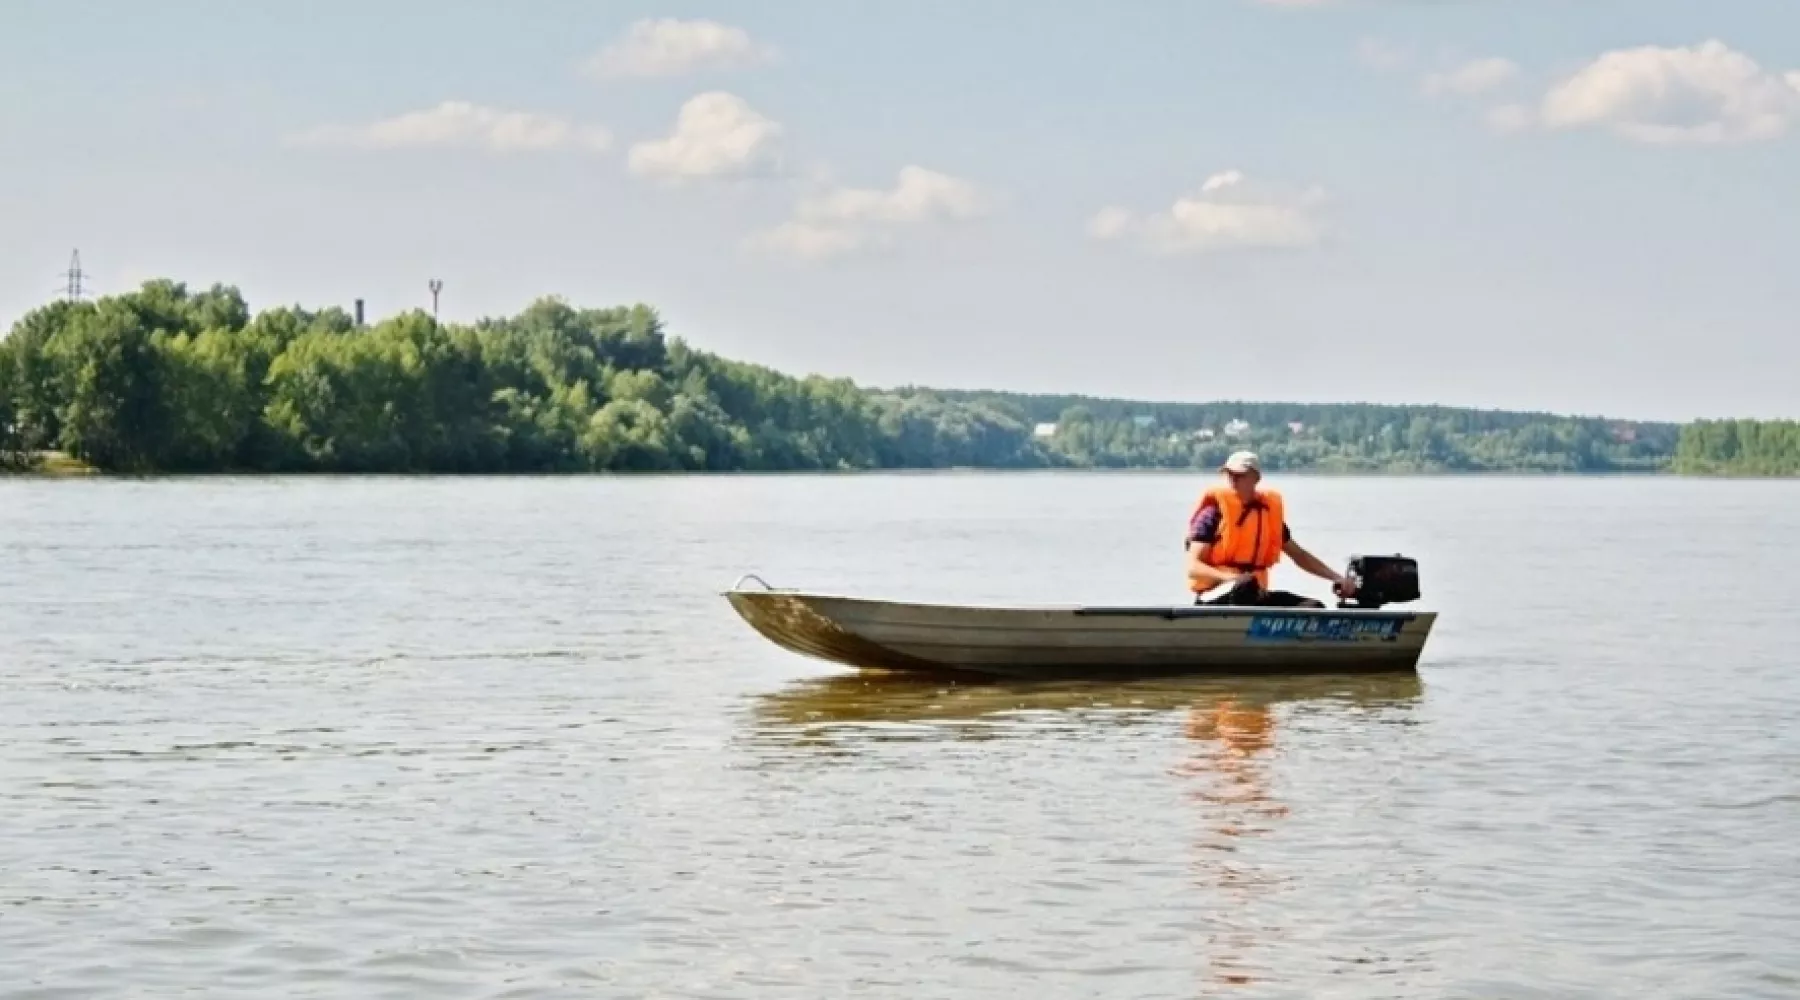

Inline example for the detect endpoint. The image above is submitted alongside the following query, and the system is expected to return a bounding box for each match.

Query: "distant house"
[1132,414,1155,429]
[1224,419,1251,438]
[1287,421,1306,435]
[1193,427,1216,441]
[1033,422,1058,438]
[1610,424,1638,443]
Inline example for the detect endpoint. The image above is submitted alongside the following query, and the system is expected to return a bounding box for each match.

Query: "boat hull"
[724,586,1435,679]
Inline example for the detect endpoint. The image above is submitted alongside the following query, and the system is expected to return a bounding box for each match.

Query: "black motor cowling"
[1340,554,1421,609]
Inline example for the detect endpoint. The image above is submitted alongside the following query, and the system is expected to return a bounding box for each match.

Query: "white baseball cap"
[1220,450,1260,474]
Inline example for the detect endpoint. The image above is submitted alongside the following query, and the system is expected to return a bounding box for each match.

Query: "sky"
[3,0,1798,423]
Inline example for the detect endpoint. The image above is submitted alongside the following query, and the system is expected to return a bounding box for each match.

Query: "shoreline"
[10,464,1794,481]
[2,453,98,478]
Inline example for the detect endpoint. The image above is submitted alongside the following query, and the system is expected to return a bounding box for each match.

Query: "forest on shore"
[1669,419,1800,476]
[0,279,1789,476]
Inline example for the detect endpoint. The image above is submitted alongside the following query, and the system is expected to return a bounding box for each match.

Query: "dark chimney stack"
[354,298,365,327]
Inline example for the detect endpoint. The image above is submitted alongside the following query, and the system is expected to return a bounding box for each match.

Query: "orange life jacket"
[1189,486,1286,593]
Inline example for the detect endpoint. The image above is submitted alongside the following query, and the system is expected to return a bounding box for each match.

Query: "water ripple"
[2,475,1798,999]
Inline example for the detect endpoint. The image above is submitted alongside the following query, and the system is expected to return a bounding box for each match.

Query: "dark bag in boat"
[1343,554,1421,609]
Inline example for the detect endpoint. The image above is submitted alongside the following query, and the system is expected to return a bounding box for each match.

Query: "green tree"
[46,301,169,472]
[0,273,1750,477]
[1674,419,1800,475]
[0,343,23,469]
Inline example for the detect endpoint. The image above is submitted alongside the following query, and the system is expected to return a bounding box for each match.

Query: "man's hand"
[1224,572,1267,600]
[1186,543,1239,591]
[1332,575,1358,598]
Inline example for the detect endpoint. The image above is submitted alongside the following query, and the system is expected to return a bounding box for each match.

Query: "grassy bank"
[1,451,98,477]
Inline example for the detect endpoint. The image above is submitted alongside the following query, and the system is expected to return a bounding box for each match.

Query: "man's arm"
[1186,542,1248,590]
[1282,537,1354,595]
[1184,499,1247,590]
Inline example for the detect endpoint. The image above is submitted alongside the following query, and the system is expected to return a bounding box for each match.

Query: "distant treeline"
[904,388,1682,473]
[1671,419,1800,476]
[0,277,1745,476]
[0,280,1054,474]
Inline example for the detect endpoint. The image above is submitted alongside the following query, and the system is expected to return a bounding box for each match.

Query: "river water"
[2,473,1796,999]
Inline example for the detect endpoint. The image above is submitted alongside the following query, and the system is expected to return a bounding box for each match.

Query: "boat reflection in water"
[747,669,1422,750]
[743,669,1428,992]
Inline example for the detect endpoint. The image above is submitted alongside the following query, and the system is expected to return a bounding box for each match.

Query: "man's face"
[1225,468,1259,497]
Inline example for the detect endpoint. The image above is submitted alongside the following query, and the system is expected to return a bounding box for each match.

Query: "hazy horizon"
[6,0,1797,424]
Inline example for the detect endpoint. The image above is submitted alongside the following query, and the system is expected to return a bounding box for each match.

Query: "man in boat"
[1184,450,1356,607]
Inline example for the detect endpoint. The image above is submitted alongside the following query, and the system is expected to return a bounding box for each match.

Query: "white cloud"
[746,221,874,261]
[1089,170,1327,255]
[583,18,775,79]
[1423,57,1521,98]
[627,91,783,181]
[750,165,990,260]
[287,101,612,154]
[1484,103,1536,135]
[1200,170,1245,193]
[1357,37,1410,74]
[795,165,987,226]
[1539,39,1800,144]
[1087,206,1135,241]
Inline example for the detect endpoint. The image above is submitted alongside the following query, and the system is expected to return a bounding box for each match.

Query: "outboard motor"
[1338,554,1421,609]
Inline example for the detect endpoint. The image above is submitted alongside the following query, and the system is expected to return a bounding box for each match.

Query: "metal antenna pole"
[62,250,88,301]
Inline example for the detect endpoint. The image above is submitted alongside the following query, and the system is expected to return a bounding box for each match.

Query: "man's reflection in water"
[1173,695,1289,990]
[1178,697,1290,835]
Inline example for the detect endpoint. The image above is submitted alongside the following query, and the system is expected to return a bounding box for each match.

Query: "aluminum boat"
[723,574,1435,679]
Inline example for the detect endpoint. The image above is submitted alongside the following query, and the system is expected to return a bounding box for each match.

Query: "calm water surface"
[2,473,1797,999]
